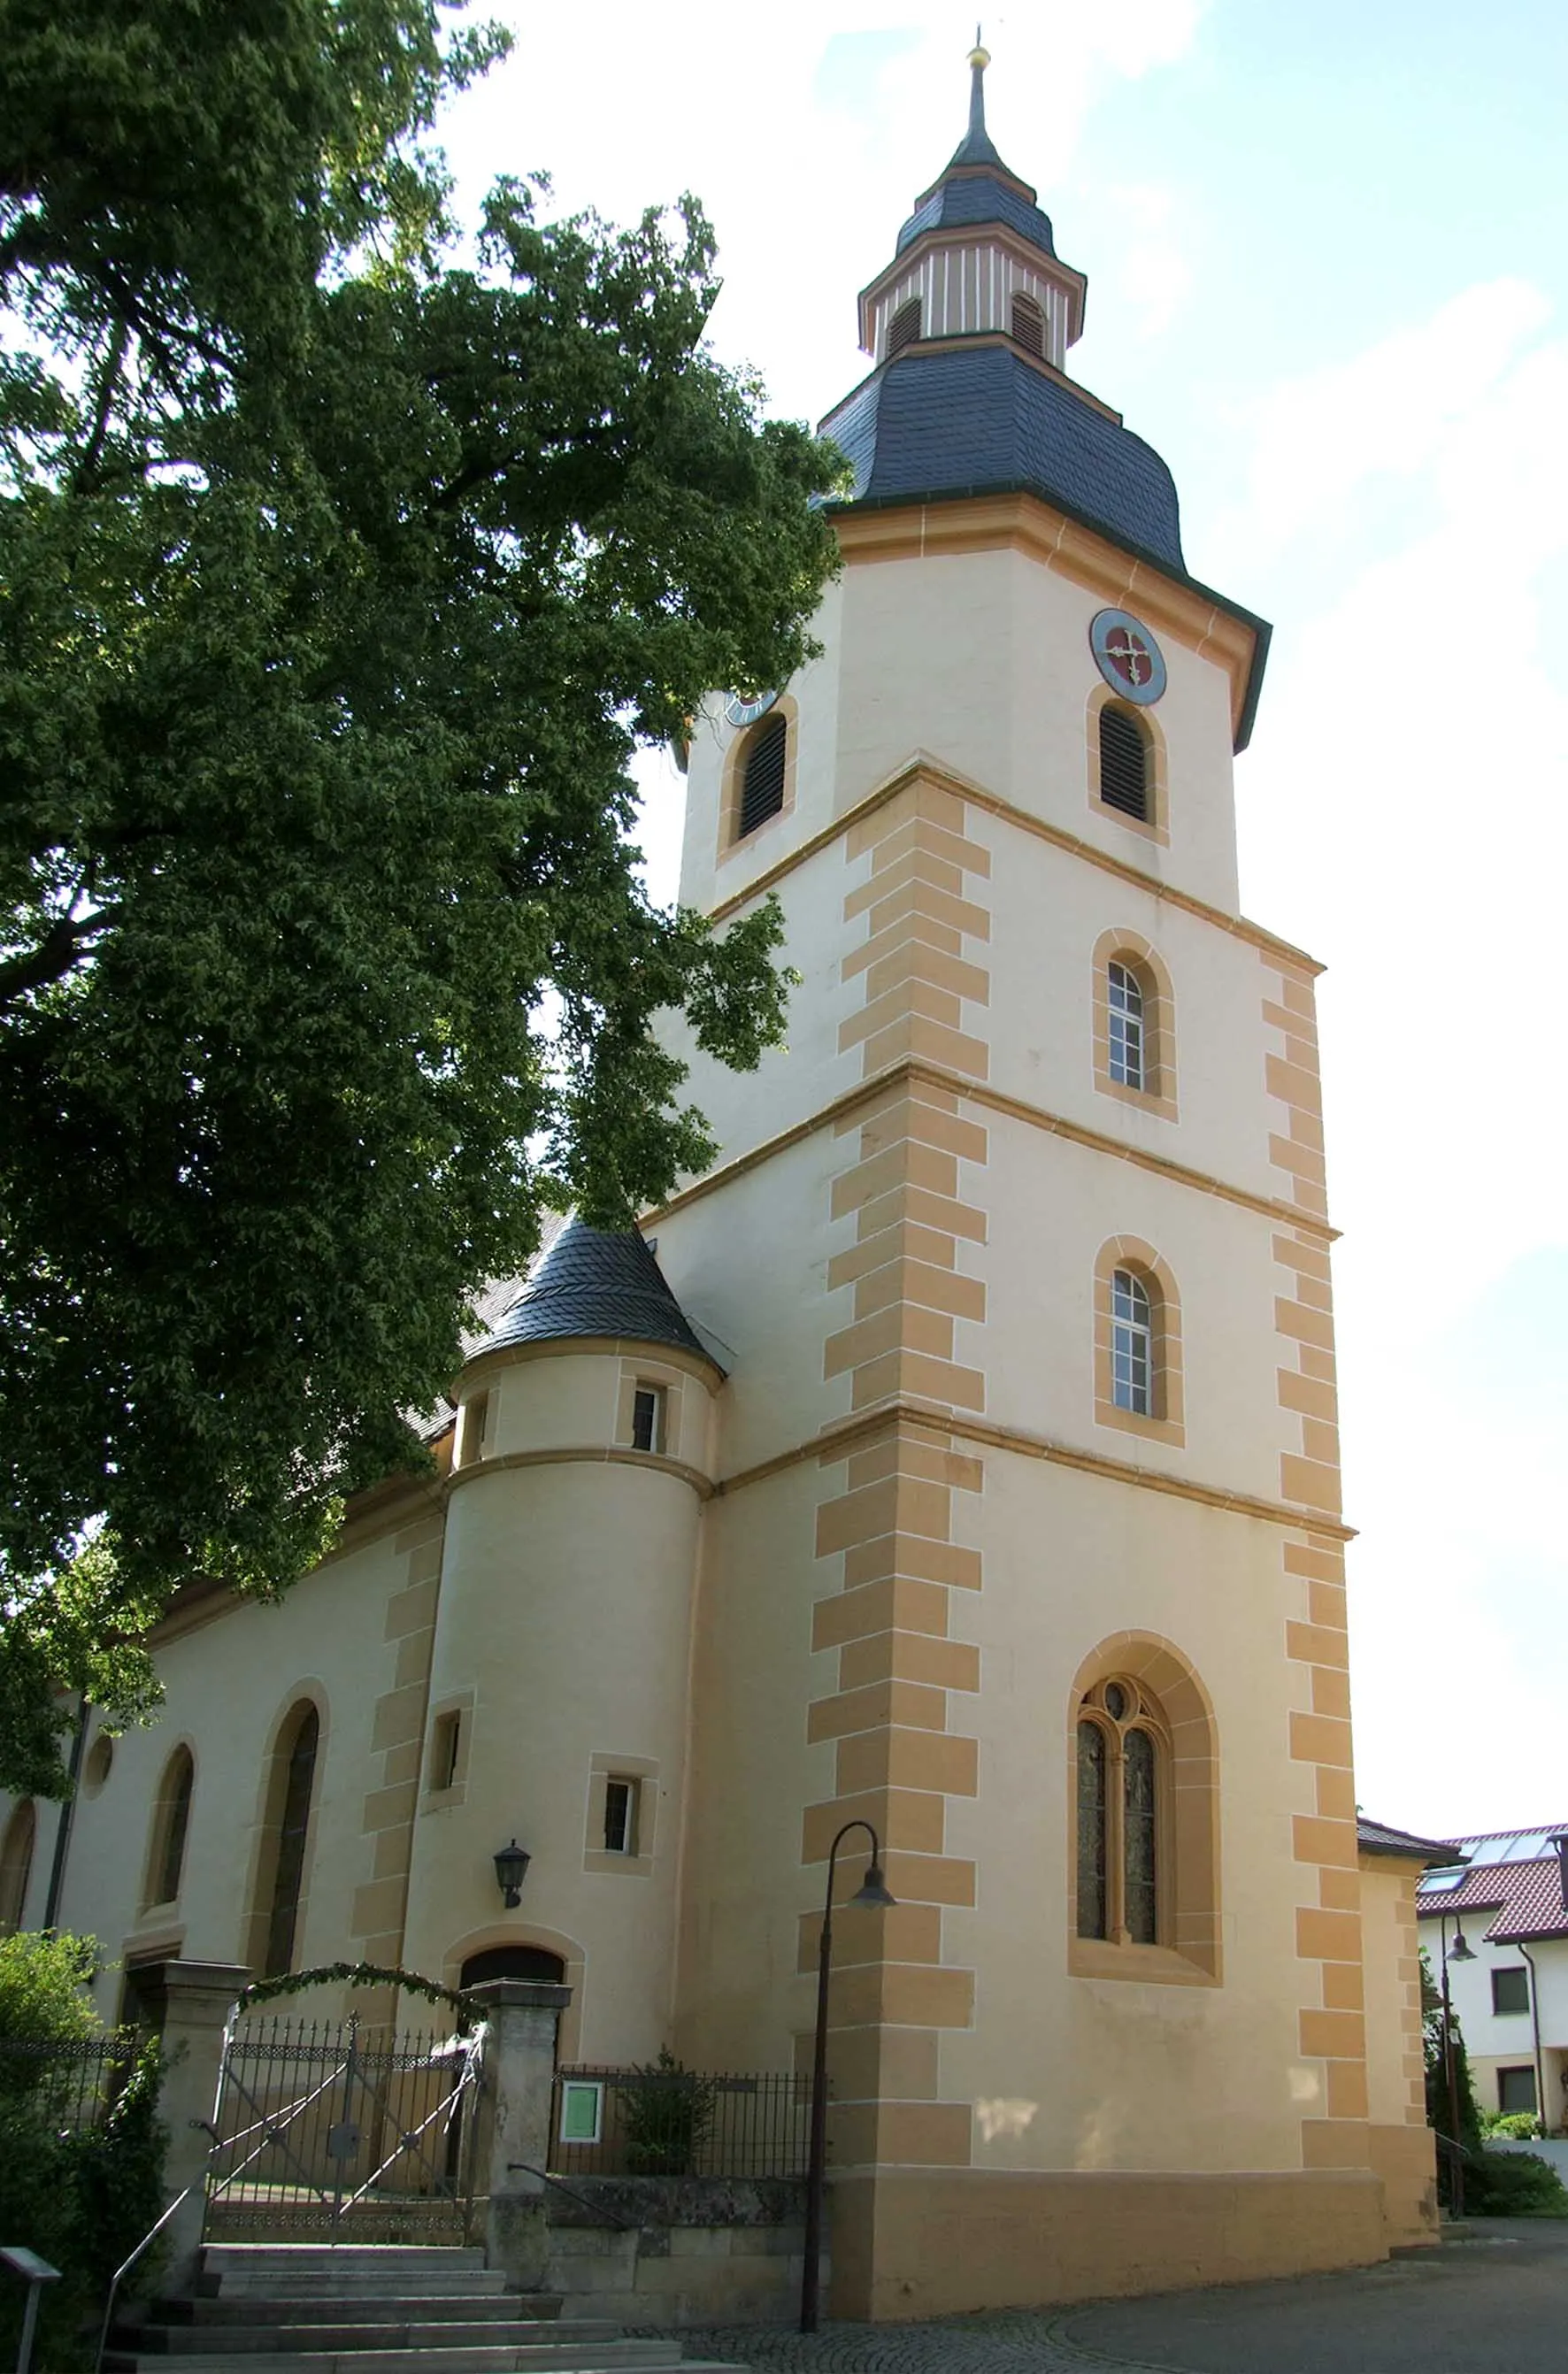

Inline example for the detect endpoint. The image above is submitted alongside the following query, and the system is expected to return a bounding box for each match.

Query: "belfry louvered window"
[737,714,788,839]
[1099,705,1149,822]
[888,297,922,356]
[1011,292,1045,356]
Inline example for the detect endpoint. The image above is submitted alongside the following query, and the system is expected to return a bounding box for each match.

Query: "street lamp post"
[799,1819,895,2334]
[1439,1910,1475,2217]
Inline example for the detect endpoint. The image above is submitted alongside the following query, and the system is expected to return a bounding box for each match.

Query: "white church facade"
[1,51,1441,2316]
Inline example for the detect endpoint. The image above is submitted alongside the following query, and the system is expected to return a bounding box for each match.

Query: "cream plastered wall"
[1421,1918,1568,2069]
[47,1513,440,2012]
[677,577,846,916]
[828,542,1241,915]
[403,1345,714,2064]
[1360,1860,1428,2131]
[936,1464,1324,2172]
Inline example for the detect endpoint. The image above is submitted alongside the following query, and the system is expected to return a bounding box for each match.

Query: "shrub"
[0,1936,167,2372]
[1470,2147,1568,2218]
[1483,2110,1544,2141]
[619,2048,715,2177]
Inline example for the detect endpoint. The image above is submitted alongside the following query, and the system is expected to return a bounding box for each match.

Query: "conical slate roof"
[898,42,1056,259]
[477,1218,719,1369]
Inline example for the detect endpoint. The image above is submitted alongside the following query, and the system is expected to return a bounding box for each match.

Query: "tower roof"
[475,1218,719,1370]
[897,37,1057,260]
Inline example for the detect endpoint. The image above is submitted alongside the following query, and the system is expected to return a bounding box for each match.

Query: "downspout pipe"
[1518,1940,1548,2135]
[41,1694,89,1931]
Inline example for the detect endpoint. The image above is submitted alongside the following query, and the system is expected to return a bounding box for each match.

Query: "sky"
[439,2,1568,1840]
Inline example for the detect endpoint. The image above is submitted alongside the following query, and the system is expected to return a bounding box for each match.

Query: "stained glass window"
[265,1704,319,1978]
[1124,1728,1158,1944]
[152,1747,194,1908]
[1076,1721,1109,1940]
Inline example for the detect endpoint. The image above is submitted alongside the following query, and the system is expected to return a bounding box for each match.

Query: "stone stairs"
[106,2245,747,2374]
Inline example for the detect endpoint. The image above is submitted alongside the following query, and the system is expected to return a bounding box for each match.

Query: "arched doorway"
[459,1944,565,1987]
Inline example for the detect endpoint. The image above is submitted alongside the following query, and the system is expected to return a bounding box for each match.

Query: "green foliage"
[1421,1947,1485,2162]
[619,2047,715,2177]
[1469,2147,1568,2217]
[0,2,845,1790]
[1482,2109,1544,2140]
[237,1959,472,2014]
[0,1938,167,2371]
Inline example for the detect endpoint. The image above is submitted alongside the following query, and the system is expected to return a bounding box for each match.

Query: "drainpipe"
[1518,1940,1548,2136]
[41,1695,89,1931]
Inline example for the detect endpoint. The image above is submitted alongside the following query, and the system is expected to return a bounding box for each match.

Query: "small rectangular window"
[430,1710,462,1792]
[603,1777,639,1855]
[631,1386,665,1455]
[1493,1967,1531,2016]
[459,1392,490,1466]
[1498,2064,1538,2114]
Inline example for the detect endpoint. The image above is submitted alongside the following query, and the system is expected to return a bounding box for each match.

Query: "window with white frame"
[1108,961,1145,1090]
[1111,1270,1153,1416]
[603,1777,640,1855]
[631,1385,666,1455]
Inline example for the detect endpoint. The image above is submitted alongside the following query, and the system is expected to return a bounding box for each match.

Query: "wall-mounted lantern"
[493,1839,531,1908]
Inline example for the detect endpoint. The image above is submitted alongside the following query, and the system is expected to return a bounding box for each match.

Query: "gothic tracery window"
[1076,1680,1164,1946]
[262,1702,319,1978]
[145,1745,195,1909]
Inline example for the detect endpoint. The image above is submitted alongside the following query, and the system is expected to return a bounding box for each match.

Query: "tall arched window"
[0,1799,36,1934]
[1076,1679,1164,1946]
[263,1704,319,1978]
[736,714,788,840]
[1098,704,1149,822]
[144,1746,195,1909]
[1107,961,1144,1090]
[887,296,922,356]
[1010,291,1045,356]
[1111,1269,1153,1416]
[1095,1238,1184,1443]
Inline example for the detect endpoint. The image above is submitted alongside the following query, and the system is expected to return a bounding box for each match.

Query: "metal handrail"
[90,2183,197,2374]
[507,2162,639,2231]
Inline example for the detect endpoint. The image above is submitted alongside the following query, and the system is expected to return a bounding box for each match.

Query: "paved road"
[1061,2218,1568,2374]
[669,2219,1568,2373]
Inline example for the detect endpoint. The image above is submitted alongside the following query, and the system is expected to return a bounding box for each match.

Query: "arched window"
[144,1746,195,1909]
[1094,1238,1184,1442]
[1076,1678,1165,1946]
[736,713,788,840]
[1098,704,1149,822]
[1011,291,1044,356]
[0,1799,36,1934]
[263,1703,319,1978]
[1107,960,1144,1090]
[1070,1637,1219,1981]
[887,296,922,357]
[1111,1269,1153,1416]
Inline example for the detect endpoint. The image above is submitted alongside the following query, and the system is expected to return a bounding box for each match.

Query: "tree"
[0,1,844,1789]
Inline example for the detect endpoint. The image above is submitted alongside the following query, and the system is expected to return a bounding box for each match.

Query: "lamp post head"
[493,1839,531,1909]
[850,1861,896,1910]
[1449,1924,1475,1963]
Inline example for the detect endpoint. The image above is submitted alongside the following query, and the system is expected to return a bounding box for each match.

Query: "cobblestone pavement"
[656,2309,1153,2372]
[658,2219,1568,2374]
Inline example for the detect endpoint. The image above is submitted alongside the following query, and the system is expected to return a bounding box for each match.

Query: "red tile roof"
[1417,1855,1568,1942]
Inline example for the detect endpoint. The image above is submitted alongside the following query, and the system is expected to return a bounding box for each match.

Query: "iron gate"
[204,2011,484,2243]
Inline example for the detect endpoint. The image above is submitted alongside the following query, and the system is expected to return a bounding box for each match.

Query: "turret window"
[631,1383,666,1454]
[1011,292,1044,356]
[1098,704,1149,822]
[888,297,922,357]
[737,715,788,839]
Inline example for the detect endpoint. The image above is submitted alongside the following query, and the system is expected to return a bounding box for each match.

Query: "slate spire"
[948,29,1006,173]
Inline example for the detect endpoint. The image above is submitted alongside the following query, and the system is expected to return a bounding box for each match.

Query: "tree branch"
[0,910,117,1009]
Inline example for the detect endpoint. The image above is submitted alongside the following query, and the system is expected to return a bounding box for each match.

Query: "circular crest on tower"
[1089,609,1167,705]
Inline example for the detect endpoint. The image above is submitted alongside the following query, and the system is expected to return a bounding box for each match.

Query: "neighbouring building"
[1,47,1442,2316]
[1418,1825,1568,2130]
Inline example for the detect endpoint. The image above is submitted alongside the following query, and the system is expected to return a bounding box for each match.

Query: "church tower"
[647,46,1429,2314]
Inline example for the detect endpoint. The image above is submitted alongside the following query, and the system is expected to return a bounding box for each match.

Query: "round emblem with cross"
[1089,609,1167,705]
[724,688,779,730]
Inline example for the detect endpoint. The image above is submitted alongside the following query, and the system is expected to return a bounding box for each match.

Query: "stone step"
[202,2251,488,2278]
[206,2283,515,2303]
[157,2301,557,2329]
[104,2344,696,2374]
[126,2325,624,2357]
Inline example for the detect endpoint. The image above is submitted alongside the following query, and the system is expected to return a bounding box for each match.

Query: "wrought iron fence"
[0,2035,136,2130]
[204,2012,484,2242]
[548,2064,811,2180]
